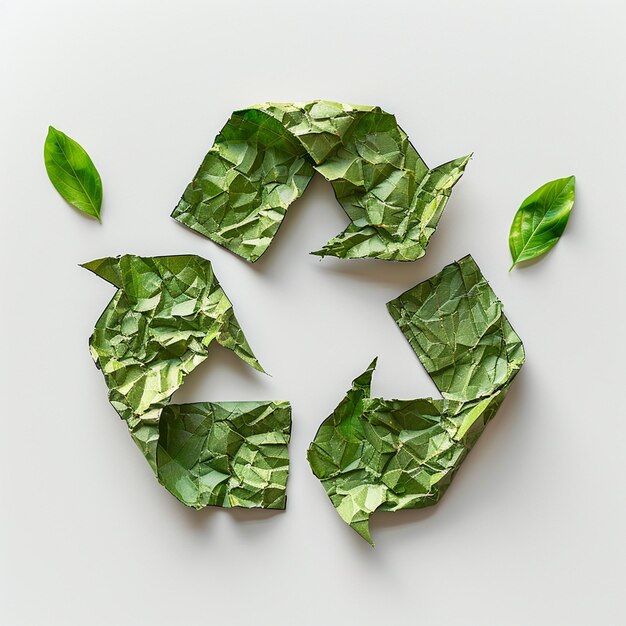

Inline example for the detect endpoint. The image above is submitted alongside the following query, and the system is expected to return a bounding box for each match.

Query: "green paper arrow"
[307,255,525,545]
[84,254,291,509]
[172,101,470,262]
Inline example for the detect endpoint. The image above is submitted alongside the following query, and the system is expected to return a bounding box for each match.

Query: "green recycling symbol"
[86,101,525,545]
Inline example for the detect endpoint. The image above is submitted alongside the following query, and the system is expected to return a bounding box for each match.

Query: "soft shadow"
[363,369,527,545]
[166,499,219,530]
[165,498,284,532]
[171,342,265,405]
[436,368,528,493]
[169,185,326,276]
[248,173,347,275]
[488,367,526,426]
[160,344,288,531]
[316,199,467,290]
[370,505,437,534]
[246,200,311,276]
[423,368,528,502]
[318,255,444,290]
[510,248,557,271]
[227,507,284,524]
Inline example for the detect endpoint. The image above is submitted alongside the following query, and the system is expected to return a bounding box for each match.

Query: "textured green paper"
[84,254,290,509]
[509,175,575,269]
[158,401,291,509]
[172,101,470,262]
[44,126,103,222]
[307,255,524,545]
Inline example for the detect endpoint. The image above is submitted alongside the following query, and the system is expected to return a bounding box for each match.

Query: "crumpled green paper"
[172,101,470,262]
[307,255,524,545]
[84,254,291,509]
[158,401,291,509]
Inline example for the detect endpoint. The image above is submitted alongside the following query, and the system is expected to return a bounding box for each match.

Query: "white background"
[1,1,624,624]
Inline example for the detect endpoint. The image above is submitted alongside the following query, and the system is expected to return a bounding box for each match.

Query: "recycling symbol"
[86,101,524,545]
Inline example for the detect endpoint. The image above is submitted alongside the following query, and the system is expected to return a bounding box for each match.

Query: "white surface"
[1,1,624,624]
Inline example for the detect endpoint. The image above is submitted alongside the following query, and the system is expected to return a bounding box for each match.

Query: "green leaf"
[508,176,575,269]
[44,126,103,222]
[308,256,525,545]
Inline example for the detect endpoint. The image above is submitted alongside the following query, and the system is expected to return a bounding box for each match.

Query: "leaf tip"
[567,175,576,192]
[46,125,60,140]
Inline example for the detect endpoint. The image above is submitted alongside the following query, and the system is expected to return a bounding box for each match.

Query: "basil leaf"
[44,126,103,222]
[508,176,575,269]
